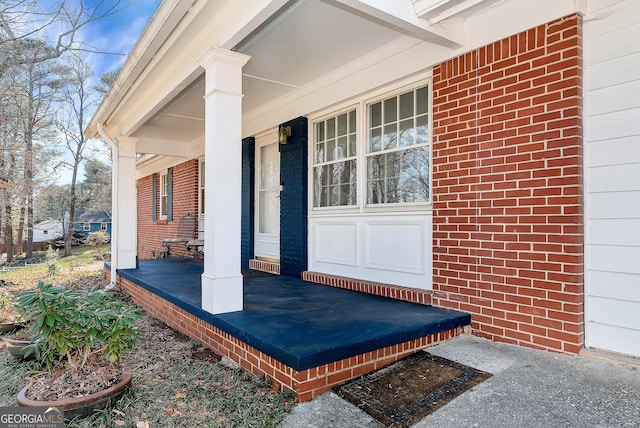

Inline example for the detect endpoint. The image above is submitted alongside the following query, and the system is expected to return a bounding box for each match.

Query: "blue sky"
[50,0,162,184]
[79,0,162,81]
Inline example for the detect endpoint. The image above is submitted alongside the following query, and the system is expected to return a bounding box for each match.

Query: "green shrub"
[15,282,143,370]
[86,231,110,246]
[0,290,17,321]
[45,245,59,276]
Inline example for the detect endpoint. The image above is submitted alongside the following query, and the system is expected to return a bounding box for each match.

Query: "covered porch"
[114,258,471,400]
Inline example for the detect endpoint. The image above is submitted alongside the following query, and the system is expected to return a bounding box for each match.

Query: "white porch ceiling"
[131,0,506,156]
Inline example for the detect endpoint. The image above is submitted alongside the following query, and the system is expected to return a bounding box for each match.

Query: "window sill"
[155,220,168,225]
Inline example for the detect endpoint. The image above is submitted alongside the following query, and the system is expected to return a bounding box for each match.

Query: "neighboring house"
[72,210,112,237]
[33,220,64,243]
[85,0,640,388]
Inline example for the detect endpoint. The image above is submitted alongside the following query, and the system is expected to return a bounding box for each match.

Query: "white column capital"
[115,136,138,157]
[197,47,251,70]
[198,48,251,99]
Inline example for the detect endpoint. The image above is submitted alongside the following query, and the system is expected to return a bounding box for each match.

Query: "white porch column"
[114,136,138,269]
[198,47,251,314]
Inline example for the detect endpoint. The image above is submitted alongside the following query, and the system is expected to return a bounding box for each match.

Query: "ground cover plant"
[0,246,295,427]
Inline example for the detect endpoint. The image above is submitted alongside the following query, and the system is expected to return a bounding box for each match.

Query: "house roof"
[74,210,112,224]
[34,219,63,230]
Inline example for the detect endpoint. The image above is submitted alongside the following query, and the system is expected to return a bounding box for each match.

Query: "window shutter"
[167,167,173,221]
[152,173,158,221]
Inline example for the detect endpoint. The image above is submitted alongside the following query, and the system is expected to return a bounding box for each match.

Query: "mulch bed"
[25,357,124,401]
[334,351,492,428]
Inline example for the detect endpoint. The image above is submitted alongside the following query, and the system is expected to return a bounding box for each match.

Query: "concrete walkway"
[281,335,640,427]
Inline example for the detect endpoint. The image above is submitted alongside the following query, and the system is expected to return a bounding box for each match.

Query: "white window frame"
[83,223,90,231]
[365,85,431,206]
[312,107,358,208]
[309,77,432,213]
[100,223,107,231]
[159,170,169,220]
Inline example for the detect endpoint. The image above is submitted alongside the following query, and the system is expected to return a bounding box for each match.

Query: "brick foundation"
[114,272,465,401]
[302,271,432,305]
[431,15,584,354]
[249,259,281,275]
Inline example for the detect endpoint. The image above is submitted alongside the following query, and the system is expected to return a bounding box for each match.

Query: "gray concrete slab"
[280,335,640,428]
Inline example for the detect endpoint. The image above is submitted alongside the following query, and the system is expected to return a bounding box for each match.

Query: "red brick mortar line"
[249,259,281,275]
[114,273,463,402]
[302,271,432,306]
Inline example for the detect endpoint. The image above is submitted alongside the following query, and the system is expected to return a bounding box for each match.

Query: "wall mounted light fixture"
[278,125,292,144]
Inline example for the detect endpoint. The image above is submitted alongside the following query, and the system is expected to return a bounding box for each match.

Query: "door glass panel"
[259,143,280,234]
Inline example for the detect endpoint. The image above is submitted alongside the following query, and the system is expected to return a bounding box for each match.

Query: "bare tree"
[56,54,96,256]
[6,38,65,258]
[0,0,126,77]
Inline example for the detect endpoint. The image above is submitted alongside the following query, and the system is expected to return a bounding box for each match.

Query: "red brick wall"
[137,160,199,259]
[431,15,584,354]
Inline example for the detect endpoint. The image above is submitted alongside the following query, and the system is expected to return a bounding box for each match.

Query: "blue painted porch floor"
[117,258,471,371]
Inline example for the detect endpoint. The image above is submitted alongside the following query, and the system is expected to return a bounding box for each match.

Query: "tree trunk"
[4,205,12,262]
[24,110,33,259]
[17,206,25,256]
[65,194,76,257]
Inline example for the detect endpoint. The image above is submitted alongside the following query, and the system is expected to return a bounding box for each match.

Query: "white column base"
[201,273,244,314]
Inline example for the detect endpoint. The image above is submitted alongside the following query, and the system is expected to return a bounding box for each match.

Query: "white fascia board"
[335,0,463,48]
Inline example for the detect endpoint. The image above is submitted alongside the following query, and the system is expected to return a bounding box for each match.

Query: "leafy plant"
[0,290,20,323]
[86,231,110,246]
[45,245,60,277]
[15,282,143,370]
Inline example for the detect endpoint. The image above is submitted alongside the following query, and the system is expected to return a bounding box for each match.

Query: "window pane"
[316,122,324,142]
[160,196,167,216]
[314,166,327,207]
[370,102,381,127]
[315,143,325,163]
[370,128,382,152]
[367,155,385,204]
[399,119,415,147]
[383,124,397,150]
[326,117,336,139]
[336,136,347,160]
[337,113,347,136]
[366,85,430,205]
[349,134,357,157]
[399,145,430,202]
[416,87,428,115]
[416,114,429,144]
[260,144,279,190]
[383,97,397,124]
[399,91,414,119]
[349,110,356,132]
[313,109,357,208]
[259,190,279,233]
[326,139,336,162]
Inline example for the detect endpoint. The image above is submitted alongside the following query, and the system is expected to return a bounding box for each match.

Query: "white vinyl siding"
[585,0,640,357]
